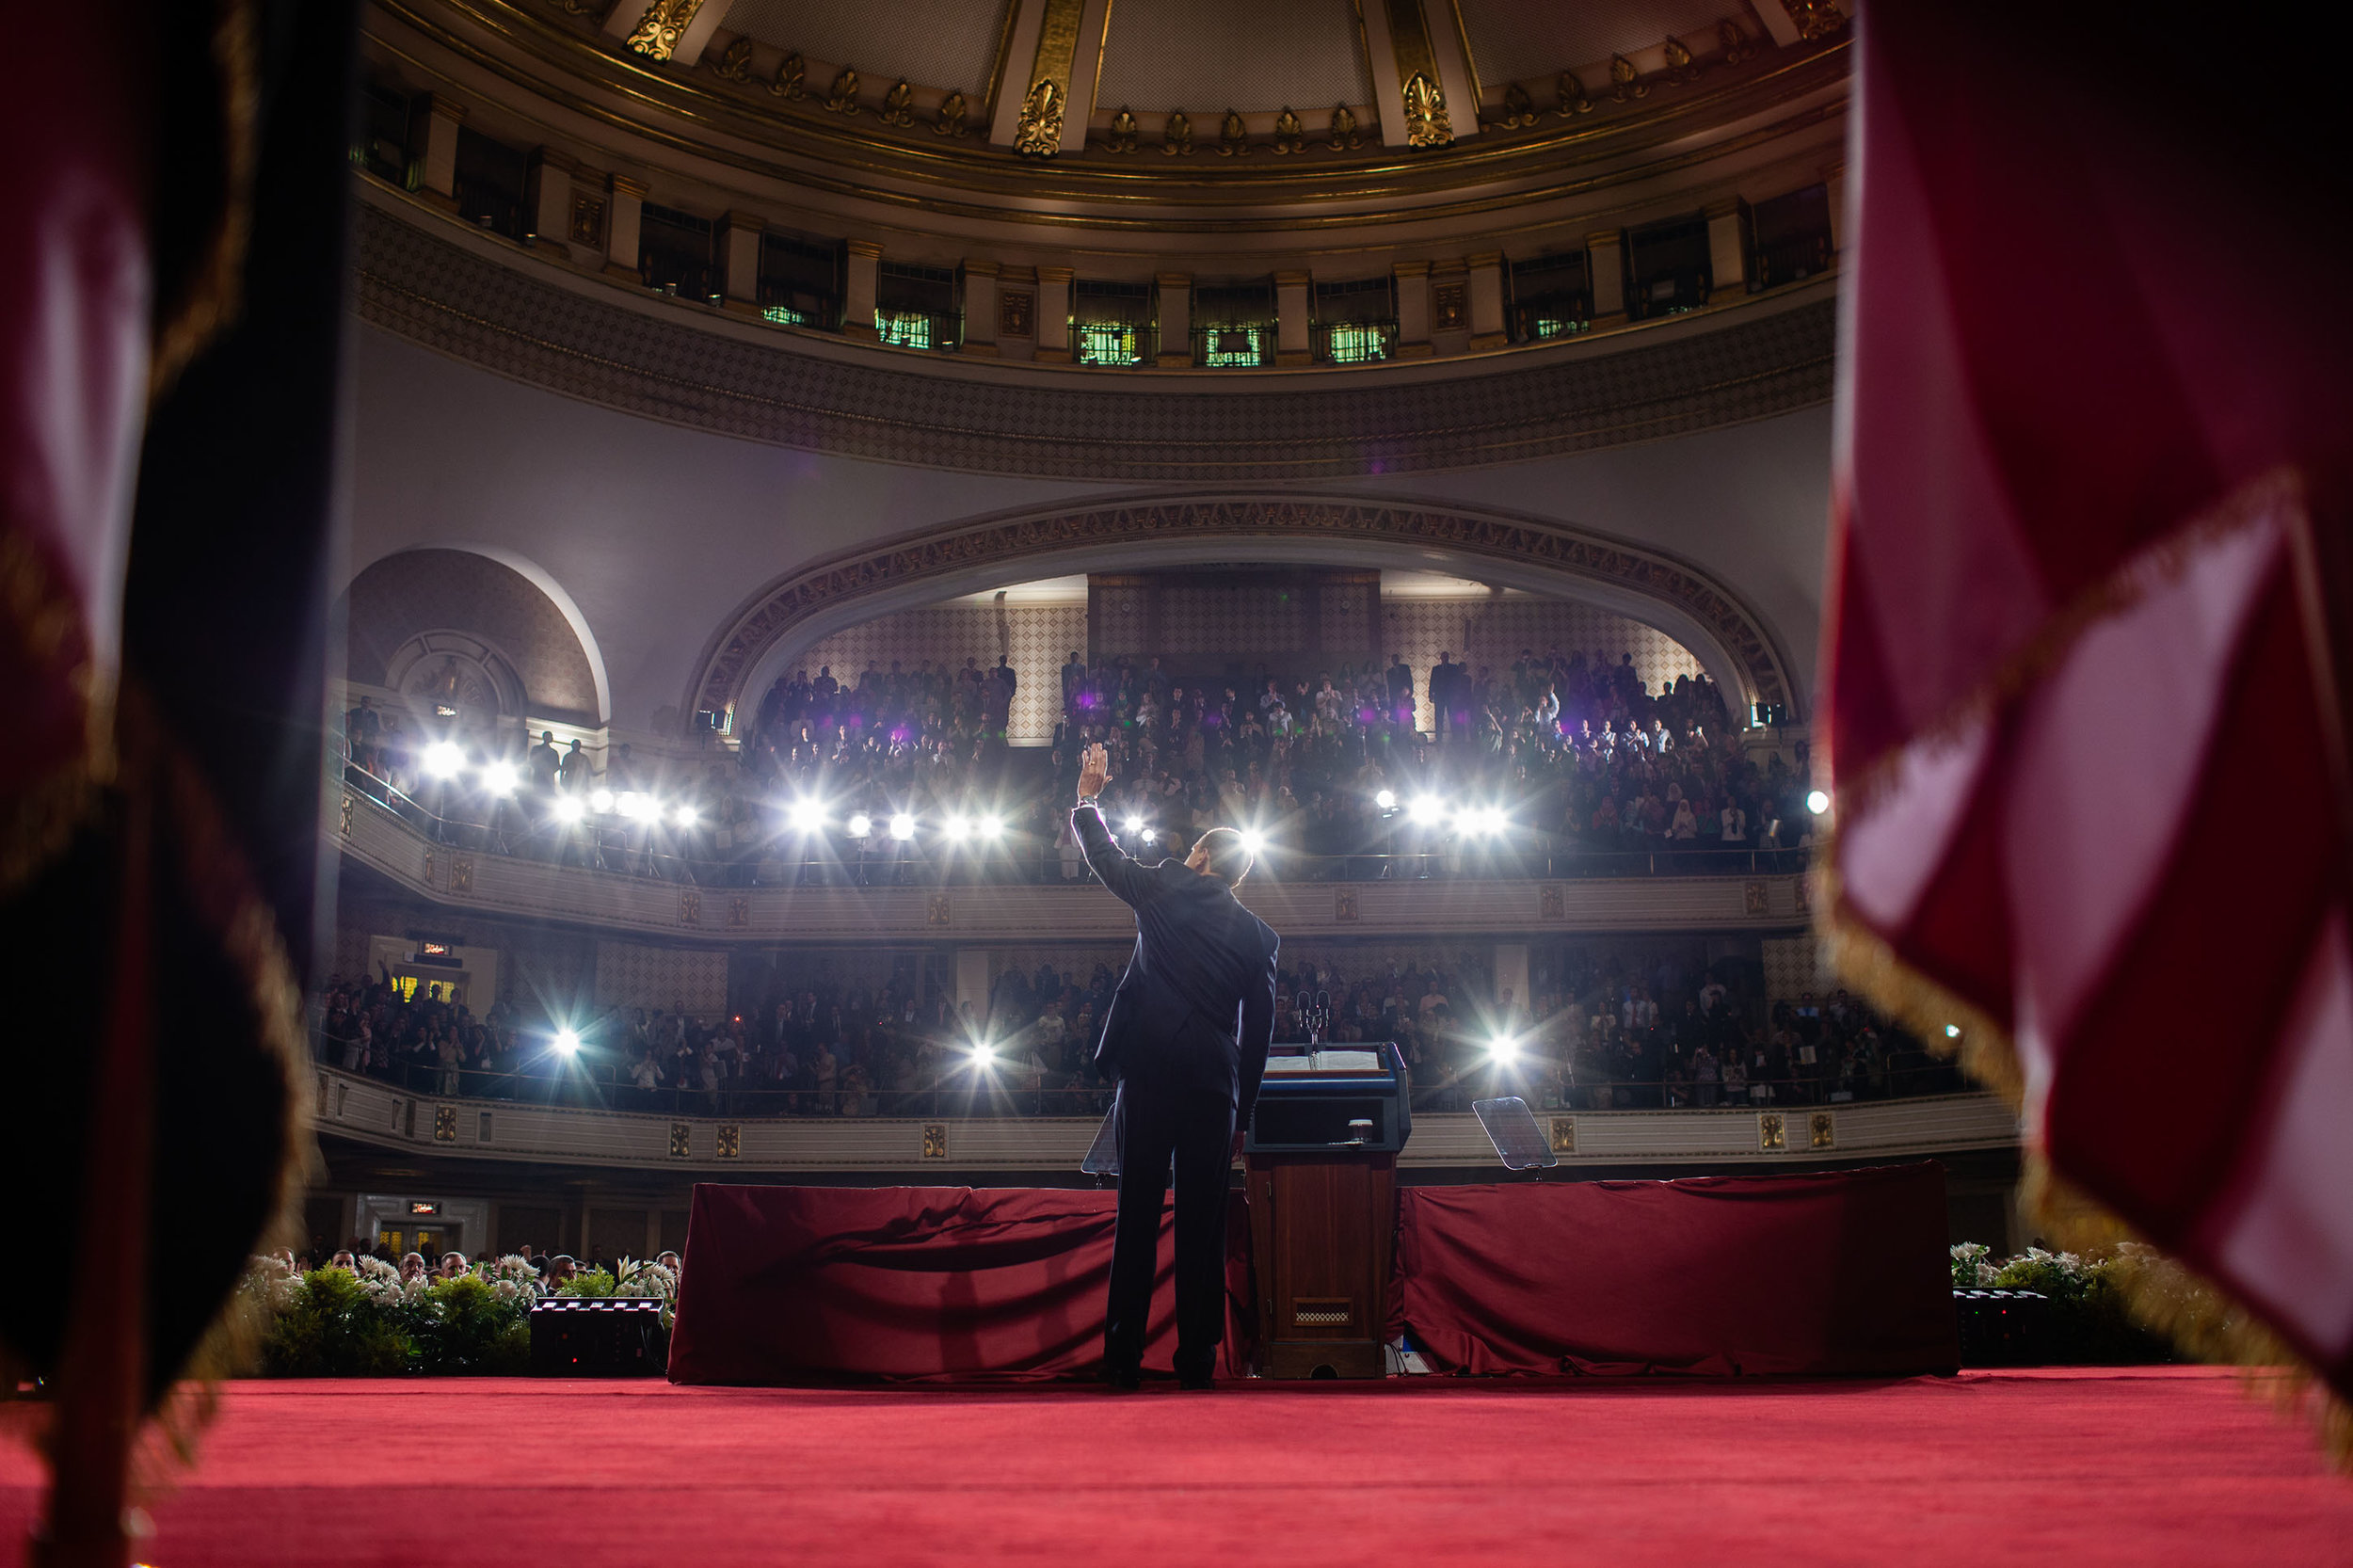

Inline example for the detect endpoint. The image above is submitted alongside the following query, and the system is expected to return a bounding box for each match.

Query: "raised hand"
[1077,743,1111,802]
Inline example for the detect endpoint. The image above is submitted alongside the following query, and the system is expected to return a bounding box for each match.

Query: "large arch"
[685,494,1801,733]
[344,544,611,725]
[346,542,614,725]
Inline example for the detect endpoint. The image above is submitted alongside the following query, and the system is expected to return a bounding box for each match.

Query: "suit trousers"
[1104,1076,1235,1379]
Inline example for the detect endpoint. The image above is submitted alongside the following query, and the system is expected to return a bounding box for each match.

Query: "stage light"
[889,812,916,841]
[616,792,653,821]
[1239,829,1266,854]
[1477,806,1508,835]
[1945,1023,1961,1039]
[552,796,584,824]
[552,1029,582,1055]
[944,814,971,842]
[1374,790,1397,811]
[1141,829,1157,844]
[1806,789,1831,816]
[481,760,520,795]
[671,803,698,828]
[969,1040,996,1066]
[846,811,873,839]
[979,815,1004,840]
[422,740,464,779]
[1488,1033,1521,1064]
[1123,814,1145,833]
[1408,795,1443,825]
[787,797,825,834]
[589,788,616,814]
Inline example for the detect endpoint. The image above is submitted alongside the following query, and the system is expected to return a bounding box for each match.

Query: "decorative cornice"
[684,496,1800,729]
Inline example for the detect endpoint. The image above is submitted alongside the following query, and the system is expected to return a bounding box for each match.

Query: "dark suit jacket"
[1072,804,1279,1123]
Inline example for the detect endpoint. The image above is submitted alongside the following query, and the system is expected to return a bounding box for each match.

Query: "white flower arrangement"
[613,1257,678,1301]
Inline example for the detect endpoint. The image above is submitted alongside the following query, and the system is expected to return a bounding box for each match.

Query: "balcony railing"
[1312,319,1398,364]
[1192,323,1275,368]
[1069,319,1156,366]
[874,309,961,351]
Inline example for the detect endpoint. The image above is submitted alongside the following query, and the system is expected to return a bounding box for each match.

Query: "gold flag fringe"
[1818,861,2353,1468]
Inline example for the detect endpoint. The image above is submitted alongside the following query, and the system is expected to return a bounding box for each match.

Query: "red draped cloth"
[1390,1165,1959,1377]
[667,1185,1255,1384]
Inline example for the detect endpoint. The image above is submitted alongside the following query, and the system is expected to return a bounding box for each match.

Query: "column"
[1465,252,1505,351]
[1356,0,1478,149]
[525,148,573,254]
[1154,272,1191,366]
[1494,943,1530,1034]
[955,949,992,1027]
[1033,264,1073,360]
[644,1208,663,1260]
[996,264,1037,360]
[407,93,465,209]
[717,210,764,314]
[1392,259,1433,358]
[844,240,882,339]
[603,173,645,282]
[1705,198,1749,300]
[960,261,1000,356]
[1587,230,1625,323]
[1429,258,1469,353]
[1273,269,1311,365]
[1825,162,1848,254]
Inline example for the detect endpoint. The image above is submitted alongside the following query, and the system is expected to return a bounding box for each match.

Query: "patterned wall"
[596,940,731,1017]
[787,600,1087,746]
[344,548,600,722]
[1381,596,1705,730]
[1761,936,1838,1007]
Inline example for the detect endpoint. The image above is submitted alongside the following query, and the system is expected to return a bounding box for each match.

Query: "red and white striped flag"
[1825,5,2353,1396]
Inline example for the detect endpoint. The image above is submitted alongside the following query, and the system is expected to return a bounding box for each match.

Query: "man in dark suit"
[1071,742,1277,1390]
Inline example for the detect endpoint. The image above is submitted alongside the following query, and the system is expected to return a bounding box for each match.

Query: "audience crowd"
[338,646,1817,884]
[314,940,1951,1119]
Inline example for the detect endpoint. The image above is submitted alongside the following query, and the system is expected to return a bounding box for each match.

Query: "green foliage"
[1950,1245,2179,1365]
[250,1265,533,1377]
[558,1267,618,1299]
[263,1269,416,1377]
[411,1275,534,1375]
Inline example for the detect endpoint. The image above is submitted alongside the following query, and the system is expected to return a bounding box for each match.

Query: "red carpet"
[4,1369,2348,1566]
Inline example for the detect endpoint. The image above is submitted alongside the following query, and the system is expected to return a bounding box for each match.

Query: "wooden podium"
[1242,1044,1412,1379]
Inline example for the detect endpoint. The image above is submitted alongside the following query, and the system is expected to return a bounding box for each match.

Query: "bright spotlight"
[671,803,699,828]
[423,740,464,779]
[589,788,616,814]
[979,815,1005,840]
[481,760,520,794]
[787,798,825,834]
[552,1029,582,1056]
[1408,795,1443,825]
[944,814,970,842]
[846,812,873,839]
[1806,789,1832,816]
[1374,789,1397,811]
[1479,806,1508,835]
[1488,1033,1521,1064]
[615,792,653,821]
[1945,1023,1961,1039]
[552,796,584,824]
[1123,814,1145,833]
[1239,829,1266,854]
[888,812,916,841]
[969,1039,996,1066]
[1140,829,1157,844]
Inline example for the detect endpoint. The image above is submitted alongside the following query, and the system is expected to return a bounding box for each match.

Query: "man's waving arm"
[1071,743,1158,909]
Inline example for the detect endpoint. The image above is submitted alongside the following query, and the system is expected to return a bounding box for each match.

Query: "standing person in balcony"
[1070,742,1277,1392]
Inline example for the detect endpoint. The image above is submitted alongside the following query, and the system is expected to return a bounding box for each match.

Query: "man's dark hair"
[1192,827,1254,888]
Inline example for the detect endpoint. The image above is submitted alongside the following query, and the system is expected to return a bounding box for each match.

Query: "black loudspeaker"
[1953,1288,2051,1365]
[529,1298,669,1376]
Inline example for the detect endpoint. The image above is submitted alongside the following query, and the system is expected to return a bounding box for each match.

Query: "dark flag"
[0,0,357,1560]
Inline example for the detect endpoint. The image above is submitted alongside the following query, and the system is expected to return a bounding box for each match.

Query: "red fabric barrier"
[667,1185,1254,1384]
[1392,1163,1961,1377]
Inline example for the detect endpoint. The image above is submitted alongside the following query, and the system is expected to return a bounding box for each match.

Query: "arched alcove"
[344,547,604,726]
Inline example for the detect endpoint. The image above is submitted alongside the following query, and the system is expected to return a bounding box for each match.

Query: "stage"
[5,1370,2348,1566]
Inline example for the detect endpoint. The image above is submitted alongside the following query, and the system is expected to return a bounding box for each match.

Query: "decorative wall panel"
[596,940,731,1016]
[1761,935,1837,1006]
[345,548,600,722]
[787,600,1085,744]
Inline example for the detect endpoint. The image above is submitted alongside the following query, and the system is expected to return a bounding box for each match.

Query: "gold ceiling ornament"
[543,0,602,16]
[1218,108,1250,156]
[1719,19,1754,66]
[770,50,806,99]
[1609,54,1648,102]
[1013,77,1064,155]
[1401,72,1452,148]
[1326,104,1363,151]
[1662,36,1700,86]
[1271,107,1305,154]
[879,79,916,126]
[824,66,860,114]
[1106,106,1141,152]
[1495,81,1537,130]
[624,0,703,61]
[1556,69,1593,116]
[933,89,969,136]
[1781,0,1847,40]
[1161,108,1193,155]
[712,34,754,82]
